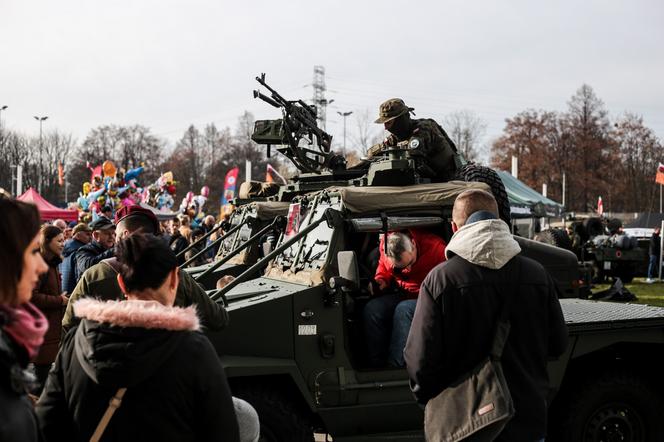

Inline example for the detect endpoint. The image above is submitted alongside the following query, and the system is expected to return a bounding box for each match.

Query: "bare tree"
[442,110,487,163]
[612,113,663,211]
[565,84,616,211]
[350,109,383,156]
[70,125,165,202]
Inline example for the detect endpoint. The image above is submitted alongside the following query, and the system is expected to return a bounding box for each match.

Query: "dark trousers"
[32,363,52,395]
[363,293,417,368]
[648,255,660,279]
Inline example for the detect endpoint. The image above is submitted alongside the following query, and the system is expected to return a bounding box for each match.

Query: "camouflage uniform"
[369,99,462,182]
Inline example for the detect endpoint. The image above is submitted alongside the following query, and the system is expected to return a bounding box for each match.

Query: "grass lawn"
[592,277,664,307]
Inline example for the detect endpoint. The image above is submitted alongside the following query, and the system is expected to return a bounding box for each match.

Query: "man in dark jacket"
[62,206,229,333]
[60,223,92,294]
[169,217,189,265]
[404,189,568,441]
[74,217,115,283]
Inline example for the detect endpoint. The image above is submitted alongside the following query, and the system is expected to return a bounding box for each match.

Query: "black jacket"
[169,234,189,266]
[61,238,87,294]
[0,313,41,442]
[37,300,240,442]
[75,241,114,282]
[650,232,661,257]
[404,219,568,441]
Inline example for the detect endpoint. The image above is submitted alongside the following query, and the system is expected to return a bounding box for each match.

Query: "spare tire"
[534,228,573,250]
[457,163,511,225]
[607,218,622,235]
[583,217,604,237]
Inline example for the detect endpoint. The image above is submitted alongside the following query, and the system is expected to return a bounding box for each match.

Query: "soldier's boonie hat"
[374,98,415,124]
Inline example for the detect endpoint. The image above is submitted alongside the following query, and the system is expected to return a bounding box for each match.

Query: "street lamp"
[0,105,7,132]
[34,115,48,193]
[337,110,353,157]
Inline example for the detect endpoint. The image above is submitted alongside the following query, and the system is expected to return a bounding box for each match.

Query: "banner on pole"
[656,163,664,185]
[265,164,287,185]
[221,167,239,206]
[58,163,64,186]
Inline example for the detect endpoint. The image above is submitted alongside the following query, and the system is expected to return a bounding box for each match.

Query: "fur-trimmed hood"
[72,299,202,388]
[74,298,200,331]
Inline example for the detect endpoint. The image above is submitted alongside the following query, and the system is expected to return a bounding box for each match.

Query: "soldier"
[369,98,463,182]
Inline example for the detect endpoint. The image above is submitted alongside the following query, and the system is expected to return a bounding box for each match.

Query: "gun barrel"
[255,74,289,106]
[254,91,281,108]
[297,99,317,118]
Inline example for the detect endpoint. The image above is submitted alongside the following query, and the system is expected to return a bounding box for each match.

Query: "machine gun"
[251,73,345,174]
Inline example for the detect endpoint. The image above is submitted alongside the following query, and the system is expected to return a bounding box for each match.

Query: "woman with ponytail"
[37,233,241,442]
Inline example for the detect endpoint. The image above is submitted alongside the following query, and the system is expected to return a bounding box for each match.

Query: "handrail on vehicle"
[210,210,333,303]
[196,216,285,283]
[182,220,248,271]
[176,221,224,259]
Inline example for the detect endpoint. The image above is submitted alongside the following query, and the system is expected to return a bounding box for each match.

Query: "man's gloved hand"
[366,143,384,159]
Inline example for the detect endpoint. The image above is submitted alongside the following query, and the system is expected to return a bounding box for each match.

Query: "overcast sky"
[1,0,663,156]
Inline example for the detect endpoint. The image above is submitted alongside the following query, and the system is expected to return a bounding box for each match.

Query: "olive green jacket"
[62,258,229,334]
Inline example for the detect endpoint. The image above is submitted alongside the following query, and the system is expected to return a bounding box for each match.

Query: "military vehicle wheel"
[534,228,573,250]
[614,264,635,284]
[233,383,314,442]
[457,163,511,225]
[583,217,604,237]
[557,372,664,442]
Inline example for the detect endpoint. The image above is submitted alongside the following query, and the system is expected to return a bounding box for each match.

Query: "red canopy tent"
[17,188,78,222]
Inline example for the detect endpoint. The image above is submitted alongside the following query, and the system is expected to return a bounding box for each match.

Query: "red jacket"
[375,229,446,299]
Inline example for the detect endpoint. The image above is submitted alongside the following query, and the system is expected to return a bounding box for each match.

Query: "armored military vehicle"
[205,183,664,442]
[537,217,650,283]
[201,75,664,441]
[582,218,649,283]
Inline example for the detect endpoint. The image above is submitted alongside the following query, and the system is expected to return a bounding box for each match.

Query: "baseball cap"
[89,217,115,231]
[114,205,160,233]
[374,98,414,124]
[72,223,92,235]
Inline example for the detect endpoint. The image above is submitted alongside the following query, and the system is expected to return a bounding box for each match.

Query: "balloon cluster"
[178,186,209,228]
[143,171,178,211]
[76,161,178,222]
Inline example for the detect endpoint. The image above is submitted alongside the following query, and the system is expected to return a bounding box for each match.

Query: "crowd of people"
[0,197,256,442]
[0,96,575,442]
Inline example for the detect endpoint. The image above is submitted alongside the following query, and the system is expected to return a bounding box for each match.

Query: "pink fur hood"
[74,298,200,331]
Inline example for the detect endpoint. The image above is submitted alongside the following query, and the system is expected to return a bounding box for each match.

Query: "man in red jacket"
[364,229,446,367]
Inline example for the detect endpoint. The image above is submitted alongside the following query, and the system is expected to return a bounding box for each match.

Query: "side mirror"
[336,251,360,289]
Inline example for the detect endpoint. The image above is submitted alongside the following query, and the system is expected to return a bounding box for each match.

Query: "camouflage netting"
[327,181,491,214]
[249,201,291,221]
[238,181,280,199]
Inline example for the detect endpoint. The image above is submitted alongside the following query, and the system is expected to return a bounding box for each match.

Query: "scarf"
[0,302,49,359]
